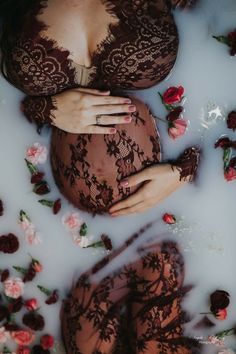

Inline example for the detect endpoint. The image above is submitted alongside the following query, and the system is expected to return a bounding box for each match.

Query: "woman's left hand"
[109,164,186,216]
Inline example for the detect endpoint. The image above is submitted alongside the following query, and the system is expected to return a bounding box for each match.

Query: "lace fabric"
[61,224,201,353]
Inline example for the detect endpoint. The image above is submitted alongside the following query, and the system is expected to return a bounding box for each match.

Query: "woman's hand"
[109,164,186,216]
[52,87,136,134]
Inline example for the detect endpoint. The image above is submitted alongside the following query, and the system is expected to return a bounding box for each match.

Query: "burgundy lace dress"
[3,0,199,214]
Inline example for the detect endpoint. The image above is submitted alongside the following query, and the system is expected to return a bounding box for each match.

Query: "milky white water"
[1,0,236,353]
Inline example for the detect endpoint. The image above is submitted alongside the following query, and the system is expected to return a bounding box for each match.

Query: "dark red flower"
[228,29,236,56]
[0,199,4,216]
[214,137,236,149]
[53,199,61,215]
[8,296,23,313]
[101,234,113,251]
[166,106,184,122]
[163,86,184,105]
[33,181,50,195]
[40,335,54,350]
[210,290,230,313]
[31,345,50,354]
[227,111,236,131]
[22,312,45,331]
[0,305,10,321]
[1,269,10,282]
[4,322,20,331]
[224,167,236,182]
[31,172,44,184]
[0,233,19,254]
[23,267,36,283]
[45,290,58,305]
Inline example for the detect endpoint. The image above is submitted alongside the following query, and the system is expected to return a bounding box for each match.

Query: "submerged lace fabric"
[61,225,201,353]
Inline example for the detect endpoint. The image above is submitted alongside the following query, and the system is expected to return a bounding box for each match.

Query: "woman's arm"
[21,88,135,134]
[109,147,200,216]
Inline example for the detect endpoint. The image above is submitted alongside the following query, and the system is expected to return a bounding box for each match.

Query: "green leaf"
[19,210,31,222]
[37,285,52,296]
[38,199,54,208]
[13,266,27,275]
[86,241,104,249]
[25,158,38,175]
[80,223,88,237]
[223,148,232,169]
[212,35,230,46]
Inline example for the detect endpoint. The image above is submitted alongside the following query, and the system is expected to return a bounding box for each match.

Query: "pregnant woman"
[0,0,201,352]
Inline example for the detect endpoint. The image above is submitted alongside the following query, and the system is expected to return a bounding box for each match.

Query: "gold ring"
[96,114,102,125]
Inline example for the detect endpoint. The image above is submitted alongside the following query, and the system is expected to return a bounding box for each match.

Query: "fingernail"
[129,105,136,112]
[124,99,131,104]
[120,179,129,187]
[125,116,132,122]
[110,128,116,134]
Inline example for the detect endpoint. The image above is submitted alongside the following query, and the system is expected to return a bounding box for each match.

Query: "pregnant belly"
[50,97,161,214]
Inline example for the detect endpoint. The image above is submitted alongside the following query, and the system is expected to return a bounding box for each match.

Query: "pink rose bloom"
[17,346,31,354]
[25,298,38,311]
[25,228,42,246]
[168,119,187,140]
[224,167,236,181]
[11,330,35,346]
[4,277,24,299]
[19,219,32,231]
[62,212,83,231]
[72,234,93,248]
[0,327,10,344]
[26,143,47,165]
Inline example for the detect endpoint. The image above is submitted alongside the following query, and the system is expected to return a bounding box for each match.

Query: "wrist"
[172,147,201,182]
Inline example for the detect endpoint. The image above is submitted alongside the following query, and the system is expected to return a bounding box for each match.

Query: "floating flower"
[4,277,24,299]
[224,167,236,182]
[162,86,184,105]
[215,308,227,320]
[162,213,176,224]
[38,199,61,215]
[168,118,187,140]
[33,181,50,195]
[86,234,113,251]
[227,111,236,131]
[11,330,35,346]
[31,259,43,273]
[0,233,19,254]
[62,212,84,231]
[1,269,10,282]
[72,234,93,248]
[40,335,54,350]
[19,211,42,246]
[213,29,236,56]
[26,143,47,165]
[0,327,10,344]
[37,286,59,305]
[214,137,236,149]
[17,347,31,354]
[24,299,38,311]
[166,106,184,122]
[210,290,230,313]
[23,312,45,331]
[0,199,4,216]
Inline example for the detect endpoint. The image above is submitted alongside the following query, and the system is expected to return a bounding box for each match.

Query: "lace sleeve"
[21,95,57,134]
[171,146,201,182]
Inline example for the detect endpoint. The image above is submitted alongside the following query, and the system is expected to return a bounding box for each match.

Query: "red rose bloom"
[162,213,176,224]
[228,29,236,56]
[31,259,43,273]
[214,136,235,149]
[45,290,58,305]
[31,172,44,184]
[227,111,236,131]
[214,308,227,320]
[40,335,54,350]
[33,181,50,195]
[25,298,38,311]
[163,86,184,105]
[224,167,236,181]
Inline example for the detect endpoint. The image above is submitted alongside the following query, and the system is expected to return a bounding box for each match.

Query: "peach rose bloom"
[11,330,35,346]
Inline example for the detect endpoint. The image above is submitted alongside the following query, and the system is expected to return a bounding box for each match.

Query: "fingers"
[88,95,132,106]
[91,104,136,116]
[119,167,156,188]
[110,202,146,216]
[109,187,145,214]
[85,126,117,135]
[95,115,132,125]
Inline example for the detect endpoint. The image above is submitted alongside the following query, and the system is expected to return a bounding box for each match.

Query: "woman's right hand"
[52,87,136,134]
